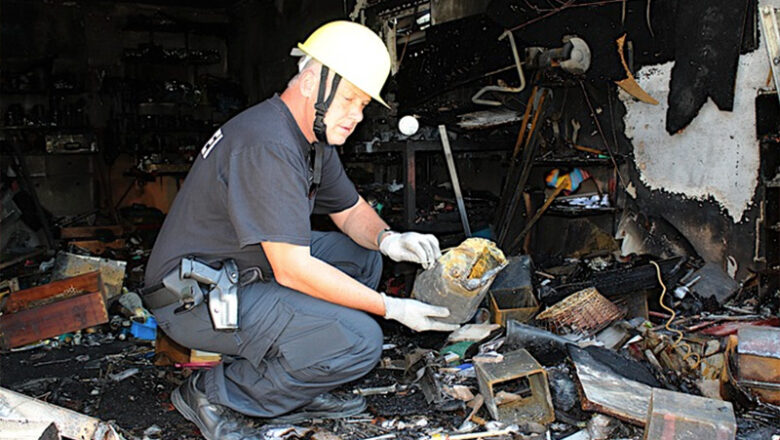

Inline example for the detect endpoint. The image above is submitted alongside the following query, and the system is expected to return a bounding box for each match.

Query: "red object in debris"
[175,362,220,369]
[698,318,780,337]
[384,277,405,297]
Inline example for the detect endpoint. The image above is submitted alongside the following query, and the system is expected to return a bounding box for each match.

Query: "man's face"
[322,79,371,146]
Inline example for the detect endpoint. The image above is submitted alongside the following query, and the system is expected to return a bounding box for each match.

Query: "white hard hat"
[295,21,391,108]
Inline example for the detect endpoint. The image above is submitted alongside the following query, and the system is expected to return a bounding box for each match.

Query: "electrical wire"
[509,0,648,32]
[650,260,702,370]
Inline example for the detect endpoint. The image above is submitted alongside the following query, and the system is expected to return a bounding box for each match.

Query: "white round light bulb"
[398,115,419,136]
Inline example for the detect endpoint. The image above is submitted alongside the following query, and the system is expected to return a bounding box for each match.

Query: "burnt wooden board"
[0,290,108,349]
[2,271,103,314]
[0,272,108,349]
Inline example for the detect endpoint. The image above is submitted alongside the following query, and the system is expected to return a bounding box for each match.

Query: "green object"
[441,341,475,362]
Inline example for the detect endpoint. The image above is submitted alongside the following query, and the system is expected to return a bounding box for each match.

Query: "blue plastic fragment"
[130,316,157,340]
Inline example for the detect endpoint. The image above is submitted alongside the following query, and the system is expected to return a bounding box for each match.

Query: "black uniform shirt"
[144,94,359,286]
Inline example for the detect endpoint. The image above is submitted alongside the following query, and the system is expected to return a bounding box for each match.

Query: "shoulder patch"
[201,129,224,159]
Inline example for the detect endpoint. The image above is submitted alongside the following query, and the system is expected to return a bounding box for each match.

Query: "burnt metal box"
[644,388,736,440]
[488,255,539,326]
[736,326,780,404]
[474,349,554,425]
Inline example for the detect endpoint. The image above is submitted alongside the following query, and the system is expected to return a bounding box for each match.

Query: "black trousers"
[153,231,383,417]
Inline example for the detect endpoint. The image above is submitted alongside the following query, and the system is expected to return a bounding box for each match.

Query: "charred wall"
[378,0,767,280]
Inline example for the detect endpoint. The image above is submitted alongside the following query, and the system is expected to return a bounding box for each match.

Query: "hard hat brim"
[295,43,390,109]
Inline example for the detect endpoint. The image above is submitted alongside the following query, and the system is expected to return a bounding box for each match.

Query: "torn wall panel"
[666,0,750,134]
[622,49,764,222]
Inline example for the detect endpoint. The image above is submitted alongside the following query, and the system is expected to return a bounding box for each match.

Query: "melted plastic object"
[412,238,507,324]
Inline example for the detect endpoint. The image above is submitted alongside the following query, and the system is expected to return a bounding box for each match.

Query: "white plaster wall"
[622,20,772,222]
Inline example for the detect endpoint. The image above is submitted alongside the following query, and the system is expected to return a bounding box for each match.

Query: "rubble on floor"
[1,229,780,440]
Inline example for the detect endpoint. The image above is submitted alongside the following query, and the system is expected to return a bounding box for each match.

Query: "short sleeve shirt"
[144,95,359,286]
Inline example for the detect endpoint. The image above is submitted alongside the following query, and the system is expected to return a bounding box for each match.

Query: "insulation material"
[622,49,765,221]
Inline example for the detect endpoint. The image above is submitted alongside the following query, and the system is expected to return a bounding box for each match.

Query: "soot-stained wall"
[620,1,771,278]
[476,0,765,278]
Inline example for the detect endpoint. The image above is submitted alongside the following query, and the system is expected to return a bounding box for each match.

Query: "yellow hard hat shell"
[297,21,391,108]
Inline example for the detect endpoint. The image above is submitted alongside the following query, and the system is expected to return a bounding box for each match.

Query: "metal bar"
[493,87,538,236]
[471,30,526,106]
[0,248,46,271]
[512,87,538,161]
[439,125,471,237]
[403,145,416,229]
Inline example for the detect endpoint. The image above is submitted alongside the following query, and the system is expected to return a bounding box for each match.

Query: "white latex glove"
[379,231,441,269]
[382,293,460,332]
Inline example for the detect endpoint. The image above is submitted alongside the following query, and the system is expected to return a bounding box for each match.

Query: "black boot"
[172,371,261,440]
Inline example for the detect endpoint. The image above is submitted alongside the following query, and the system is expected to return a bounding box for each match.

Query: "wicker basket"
[536,287,624,337]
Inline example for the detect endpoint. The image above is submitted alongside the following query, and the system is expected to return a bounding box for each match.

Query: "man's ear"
[299,70,317,99]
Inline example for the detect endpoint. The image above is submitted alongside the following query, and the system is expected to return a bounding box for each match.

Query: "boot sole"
[172,386,216,440]
[267,399,367,425]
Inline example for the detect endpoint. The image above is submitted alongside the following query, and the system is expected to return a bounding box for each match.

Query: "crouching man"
[142,20,458,440]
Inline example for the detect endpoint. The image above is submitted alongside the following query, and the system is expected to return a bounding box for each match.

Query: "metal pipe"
[471,30,526,106]
[439,125,471,237]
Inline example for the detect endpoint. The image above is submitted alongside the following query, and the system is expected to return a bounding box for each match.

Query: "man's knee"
[305,311,382,381]
[350,311,383,367]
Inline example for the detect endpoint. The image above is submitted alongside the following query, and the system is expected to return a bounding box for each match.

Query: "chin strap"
[309,142,324,199]
[313,65,342,144]
[309,65,341,199]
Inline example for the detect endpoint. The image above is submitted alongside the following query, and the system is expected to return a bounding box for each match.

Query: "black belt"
[141,265,271,310]
[141,284,183,309]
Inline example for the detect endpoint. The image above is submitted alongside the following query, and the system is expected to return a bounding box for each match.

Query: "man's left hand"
[379,231,441,269]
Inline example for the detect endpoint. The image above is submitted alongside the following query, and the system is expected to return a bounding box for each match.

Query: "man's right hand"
[382,293,460,332]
